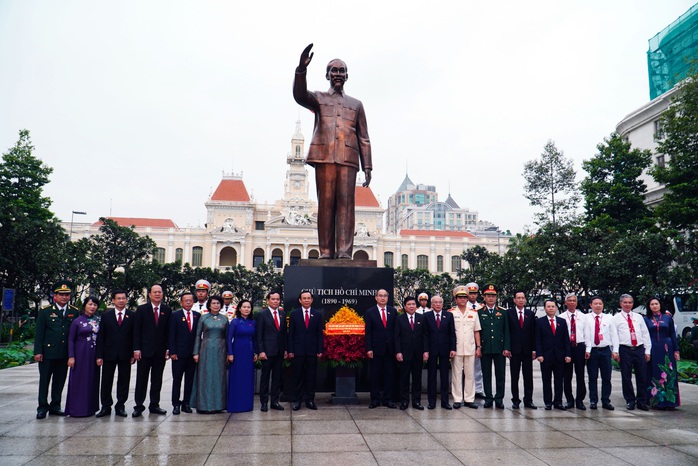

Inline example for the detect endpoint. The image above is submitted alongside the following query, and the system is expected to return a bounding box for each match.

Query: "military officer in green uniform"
[33,281,78,419]
[478,284,511,408]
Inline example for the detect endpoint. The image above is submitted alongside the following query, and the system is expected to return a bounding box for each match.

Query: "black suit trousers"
[563,343,587,403]
[540,359,564,406]
[427,354,450,405]
[510,353,534,404]
[260,355,283,404]
[134,355,166,409]
[101,358,131,410]
[171,356,197,406]
[37,358,68,413]
[619,345,648,404]
[292,355,318,402]
[399,356,423,404]
[369,353,394,403]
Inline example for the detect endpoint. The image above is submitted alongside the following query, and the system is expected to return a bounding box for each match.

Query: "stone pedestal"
[331,367,360,405]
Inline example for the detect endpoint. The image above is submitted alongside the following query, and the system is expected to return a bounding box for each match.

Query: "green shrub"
[678,336,696,361]
[677,360,698,385]
[0,341,34,369]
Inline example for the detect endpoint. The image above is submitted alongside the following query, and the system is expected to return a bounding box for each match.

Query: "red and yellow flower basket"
[322,305,366,368]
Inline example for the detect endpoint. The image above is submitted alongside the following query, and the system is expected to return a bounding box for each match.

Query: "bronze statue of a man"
[293,43,372,259]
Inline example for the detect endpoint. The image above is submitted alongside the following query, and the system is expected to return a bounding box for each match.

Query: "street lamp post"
[69,211,87,241]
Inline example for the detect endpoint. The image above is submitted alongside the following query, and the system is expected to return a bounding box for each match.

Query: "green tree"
[460,245,490,278]
[393,268,439,308]
[581,133,654,231]
[523,140,580,226]
[0,130,68,310]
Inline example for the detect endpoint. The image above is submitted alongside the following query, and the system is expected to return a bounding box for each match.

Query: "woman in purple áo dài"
[644,297,680,410]
[65,296,101,417]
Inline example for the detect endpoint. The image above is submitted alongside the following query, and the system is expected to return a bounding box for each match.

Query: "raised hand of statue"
[298,43,314,71]
[363,169,372,187]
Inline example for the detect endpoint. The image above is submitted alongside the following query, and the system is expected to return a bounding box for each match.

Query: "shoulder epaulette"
[41,304,52,310]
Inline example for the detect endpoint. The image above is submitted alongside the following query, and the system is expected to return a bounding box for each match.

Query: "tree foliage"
[523,140,580,226]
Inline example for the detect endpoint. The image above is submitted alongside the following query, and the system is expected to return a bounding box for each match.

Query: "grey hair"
[564,293,577,300]
[619,294,633,303]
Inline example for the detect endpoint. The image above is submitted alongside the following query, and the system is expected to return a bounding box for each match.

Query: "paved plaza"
[1,361,697,465]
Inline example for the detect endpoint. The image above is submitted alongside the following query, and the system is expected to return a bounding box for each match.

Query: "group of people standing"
[367,283,681,412]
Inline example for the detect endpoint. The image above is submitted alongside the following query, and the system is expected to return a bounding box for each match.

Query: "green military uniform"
[34,282,78,416]
[478,286,510,405]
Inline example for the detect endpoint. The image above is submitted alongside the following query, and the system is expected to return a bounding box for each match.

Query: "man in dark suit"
[132,284,172,417]
[33,281,78,419]
[394,297,429,410]
[424,295,456,409]
[96,289,135,418]
[478,284,511,409]
[365,289,397,408]
[536,299,572,410]
[169,291,201,414]
[507,290,537,409]
[256,290,287,411]
[288,291,324,411]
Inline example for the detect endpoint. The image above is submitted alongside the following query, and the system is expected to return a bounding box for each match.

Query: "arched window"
[296,146,301,156]
[417,254,428,270]
[253,248,265,268]
[451,255,461,273]
[152,247,165,264]
[290,248,302,266]
[308,249,319,259]
[219,246,237,267]
[271,248,283,268]
[383,251,394,267]
[401,254,408,269]
[192,246,203,267]
[353,250,369,261]
[437,255,444,272]
[175,248,183,263]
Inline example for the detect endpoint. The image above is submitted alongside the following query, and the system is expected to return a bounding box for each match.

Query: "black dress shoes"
[483,401,493,408]
[626,402,636,410]
[452,402,462,409]
[524,402,538,410]
[115,408,128,417]
[292,402,301,411]
[261,403,268,412]
[589,402,598,410]
[172,406,181,415]
[464,402,479,409]
[427,403,436,410]
[399,402,408,410]
[95,409,111,418]
[475,392,486,399]
[36,412,47,419]
[512,402,520,409]
[383,402,397,409]
[565,402,574,410]
[413,403,425,410]
[553,404,567,410]
[306,401,317,410]
[576,402,586,411]
[602,403,615,410]
[637,403,649,411]
[544,404,552,410]
[49,410,66,416]
[441,403,452,410]
[271,402,285,411]
[181,404,192,414]
[495,401,505,409]
[368,401,380,409]
[132,409,144,418]
[150,407,167,415]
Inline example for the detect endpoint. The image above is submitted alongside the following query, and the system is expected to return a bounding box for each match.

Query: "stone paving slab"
[0,360,696,465]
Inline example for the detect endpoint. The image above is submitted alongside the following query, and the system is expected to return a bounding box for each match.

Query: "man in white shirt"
[222,290,236,321]
[194,279,210,313]
[612,294,652,411]
[450,286,481,409]
[416,293,431,314]
[465,283,485,398]
[561,293,587,410]
[584,296,616,410]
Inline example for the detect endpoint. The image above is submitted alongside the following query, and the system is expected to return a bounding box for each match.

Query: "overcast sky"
[1,1,695,234]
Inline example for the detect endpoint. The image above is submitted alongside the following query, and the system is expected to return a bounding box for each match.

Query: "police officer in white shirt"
[584,296,617,410]
[194,279,210,313]
[465,283,485,398]
[416,293,431,315]
[222,290,236,321]
[612,294,652,411]
[561,293,587,410]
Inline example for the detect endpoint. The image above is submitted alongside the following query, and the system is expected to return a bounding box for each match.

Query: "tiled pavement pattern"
[1,361,697,465]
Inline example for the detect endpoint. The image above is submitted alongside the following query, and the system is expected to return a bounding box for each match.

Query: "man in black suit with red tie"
[169,291,201,414]
[256,290,287,411]
[365,289,397,408]
[132,284,172,417]
[507,290,537,409]
[536,299,571,410]
[96,289,135,418]
[288,291,324,411]
[394,297,429,410]
[424,295,457,409]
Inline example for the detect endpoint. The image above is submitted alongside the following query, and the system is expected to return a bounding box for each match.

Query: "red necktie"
[436,313,441,329]
[154,306,159,325]
[550,318,556,335]
[381,309,387,328]
[305,310,309,329]
[570,314,576,344]
[117,312,123,326]
[410,315,414,330]
[627,314,637,346]
[594,315,601,346]
[186,311,192,332]
[273,310,280,331]
[519,311,524,329]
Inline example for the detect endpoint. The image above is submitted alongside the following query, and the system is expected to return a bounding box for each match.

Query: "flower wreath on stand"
[321,305,366,369]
